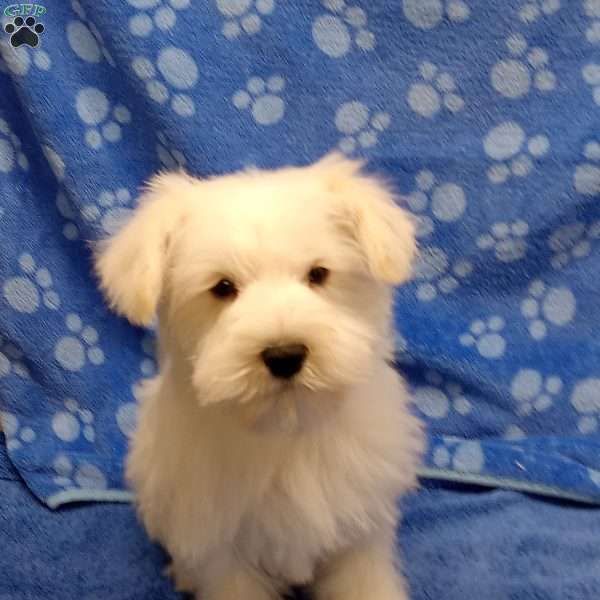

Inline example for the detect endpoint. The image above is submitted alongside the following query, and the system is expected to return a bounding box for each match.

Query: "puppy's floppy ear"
[94,171,194,326]
[317,153,416,284]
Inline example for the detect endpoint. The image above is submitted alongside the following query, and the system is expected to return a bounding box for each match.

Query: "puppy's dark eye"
[308,266,329,286]
[210,278,238,299]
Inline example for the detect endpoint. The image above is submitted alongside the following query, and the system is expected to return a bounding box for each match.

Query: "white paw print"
[233,75,285,125]
[403,0,470,30]
[0,412,36,451]
[52,453,107,490]
[433,439,484,473]
[491,34,556,99]
[504,424,526,440]
[0,117,28,173]
[3,253,60,314]
[412,246,473,302]
[548,220,600,269]
[413,370,472,419]
[0,335,29,379]
[518,0,560,23]
[0,36,51,76]
[68,0,115,66]
[511,369,562,416]
[408,62,464,118]
[571,378,600,434]
[54,314,104,372]
[55,190,81,241]
[583,63,600,106]
[312,0,375,58]
[520,279,576,340]
[484,121,549,184]
[75,87,131,150]
[335,101,390,154]
[575,139,600,197]
[52,398,95,443]
[217,0,275,39]
[476,220,529,263]
[132,47,199,118]
[156,131,187,169]
[459,316,506,358]
[140,333,157,376]
[584,0,600,44]
[127,0,190,37]
[116,397,139,438]
[81,187,134,236]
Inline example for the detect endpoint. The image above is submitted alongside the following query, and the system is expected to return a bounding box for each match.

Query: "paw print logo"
[476,220,529,263]
[484,121,549,184]
[52,398,95,443]
[233,75,285,126]
[156,131,187,169]
[217,0,275,39]
[0,117,28,173]
[518,0,560,23]
[0,335,29,379]
[56,190,81,241]
[491,34,556,99]
[404,170,466,237]
[584,0,600,44]
[132,47,199,118]
[412,246,473,302]
[403,0,470,30]
[54,314,104,372]
[75,87,132,150]
[548,220,600,269]
[520,279,576,340]
[52,454,107,490]
[582,64,600,107]
[459,316,506,359]
[3,253,60,314]
[570,378,600,434]
[127,0,191,37]
[432,439,485,473]
[413,370,472,419]
[312,0,375,58]
[0,412,36,451]
[575,139,600,197]
[334,101,390,154]
[511,369,562,416]
[4,15,44,47]
[68,0,116,66]
[408,62,464,118]
[81,188,134,236]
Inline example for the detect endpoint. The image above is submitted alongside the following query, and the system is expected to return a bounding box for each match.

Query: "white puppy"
[95,153,423,600]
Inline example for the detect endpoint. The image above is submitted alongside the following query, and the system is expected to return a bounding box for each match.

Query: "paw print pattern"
[0,35,50,76]
[518,0,560,23]
[571,378,600,434]
[156,131,187,169]
[459,316,506,358]
[548,220,600,269]
[0,118,28,173]
[511,369,562,416]
[52,453,107,490]
[0,335,29,379]
[584,0,600,44]
[116,397,138,437]
[127,0,191,37]
[413,370,472,419]
[3,253,60,314]
[56,190,81,241]
[404,170,466,237]
[0,412,36,451]
[335,101,390,154]
[491,34,556,99]
[520,279,576,340]
[4,15,44,48]
[233,75,285,125]
[312,0,375,58]
[484,121,549,184]
[432,439,485,473]
[403,0,470,30]
[75,87,132,150]
[81,188,134,235]
[476,220,529,263]
[412,246,473,302]
[583,63,600,105]
[217,0,275,39]
[132,47,199,118]
[52,398,95,443]
[408,62,464,118]
[575,139,600,197]
[54,314,104,372]
[68,0,116,66]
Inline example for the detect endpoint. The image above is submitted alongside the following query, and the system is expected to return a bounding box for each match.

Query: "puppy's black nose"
[261,344,308,379]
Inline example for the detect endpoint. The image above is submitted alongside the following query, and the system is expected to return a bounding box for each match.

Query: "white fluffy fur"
[95,154,424,600]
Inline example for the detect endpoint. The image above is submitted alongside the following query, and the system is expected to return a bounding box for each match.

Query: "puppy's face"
[95,155,415,418]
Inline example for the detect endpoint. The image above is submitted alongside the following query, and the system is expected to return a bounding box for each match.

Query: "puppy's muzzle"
[261,344,308,379]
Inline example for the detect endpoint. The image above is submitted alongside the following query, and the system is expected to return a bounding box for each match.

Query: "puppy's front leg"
[313,532,409,600]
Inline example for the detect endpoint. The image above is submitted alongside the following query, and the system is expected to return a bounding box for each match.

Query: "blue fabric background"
[0,0,599,507]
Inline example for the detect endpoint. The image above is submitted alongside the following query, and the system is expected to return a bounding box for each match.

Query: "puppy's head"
[95,154,415,420]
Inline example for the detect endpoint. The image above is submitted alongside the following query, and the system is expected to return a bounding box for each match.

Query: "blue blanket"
[1,0,599,508]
